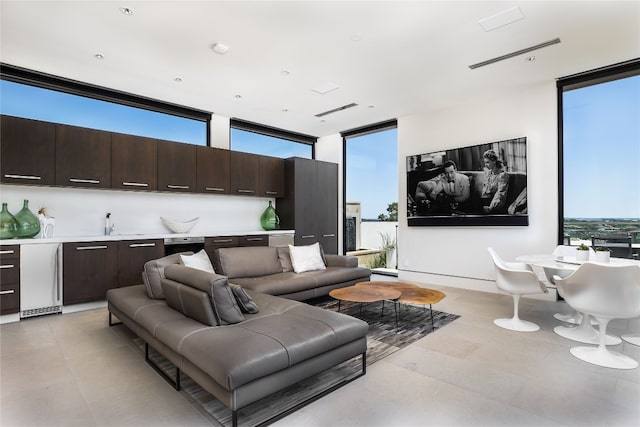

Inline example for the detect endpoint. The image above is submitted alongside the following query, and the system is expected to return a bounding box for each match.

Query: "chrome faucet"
[105,213,115,235]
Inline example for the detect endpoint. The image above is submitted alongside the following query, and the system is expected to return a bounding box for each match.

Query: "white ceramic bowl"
[161,217,200,233]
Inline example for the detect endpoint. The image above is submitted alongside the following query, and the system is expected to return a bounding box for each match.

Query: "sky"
[563,74,640,219]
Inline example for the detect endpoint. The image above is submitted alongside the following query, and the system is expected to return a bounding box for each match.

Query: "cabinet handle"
[246,237,264,242]
[237,189,254,193]
[205,187,225,192]
[0,264,14,269]
[76,245,108,251]
[129,243,156,248]
[69,178,100,184]
[4,174,41,181]
[167,184,189,189]
[0,290,15,295]
[0,250,15,255]
[323,234,336,238]
[265,191,278,195]
[301,235,315,239]
[123,182,149,187]
[213,239,233,243]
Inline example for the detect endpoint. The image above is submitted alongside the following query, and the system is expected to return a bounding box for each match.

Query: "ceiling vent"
[469,38,561,69]
[315,103,358,118]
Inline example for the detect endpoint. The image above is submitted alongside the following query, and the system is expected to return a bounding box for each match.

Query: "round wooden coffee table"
[355,281,446,328]
[329,285,401,322]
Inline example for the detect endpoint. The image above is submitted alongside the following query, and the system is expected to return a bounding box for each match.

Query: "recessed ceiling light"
[282,108,288,112]
[280,70,290,76]
[211,43,230,55]
[525,55,536,62]
[312,82,340,95]
[320,119,326,123]
[94,53,104,60]
[174,77,183,82]
[368,105,375,109]
[120,7,133,15]
[235,94,242,99]
[350,33,363,42]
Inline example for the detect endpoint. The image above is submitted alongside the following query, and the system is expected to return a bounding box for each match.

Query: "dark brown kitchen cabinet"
[1,115,56,185]
[259,155,285,197]
[111,133,158,191]
[157,139,197,192]
[63,241,118,305]
[56,124,111,188]
[117,239,164,287]
[196,146,230,194]
[0,245,20,315]
[240,234,269,247]
[230,151,260,196]
[279,157,338,254]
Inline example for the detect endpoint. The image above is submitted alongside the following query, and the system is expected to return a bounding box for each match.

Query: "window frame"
[556,58,640,244]
[0,62,211,144]
[229,118,317,159]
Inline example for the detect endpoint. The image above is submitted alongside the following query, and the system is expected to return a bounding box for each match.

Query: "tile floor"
[1,275,639,427]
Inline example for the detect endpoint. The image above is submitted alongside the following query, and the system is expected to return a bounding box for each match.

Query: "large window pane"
[230,128,312,158]
[0,80,207,145]
[562,74,640,245]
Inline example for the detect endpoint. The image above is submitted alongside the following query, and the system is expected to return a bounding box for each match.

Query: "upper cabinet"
[259,155,285,197]
[196,146,230,194]
[1,115,56,185]
[56,124,111,188]
[230,151,260,196]
[111,133,158,191]
[157,139,197,192]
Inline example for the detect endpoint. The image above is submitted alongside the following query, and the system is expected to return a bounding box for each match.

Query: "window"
[0,64,209,145]
[343,120,398,254]
[558,60,640,245]
[230,119,314,159]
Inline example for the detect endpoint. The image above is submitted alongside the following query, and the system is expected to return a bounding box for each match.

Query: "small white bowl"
[161,217,199,233]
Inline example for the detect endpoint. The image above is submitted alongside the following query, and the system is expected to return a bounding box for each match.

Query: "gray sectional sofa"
[107,248,371,427]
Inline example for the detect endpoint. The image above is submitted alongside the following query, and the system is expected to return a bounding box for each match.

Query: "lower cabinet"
[117,239,164,287]
[0,245,20,315]
[63,241,118,305]
[204,234,269,260]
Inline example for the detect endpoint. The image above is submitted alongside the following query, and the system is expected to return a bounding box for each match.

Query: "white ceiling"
[1,1,638,137]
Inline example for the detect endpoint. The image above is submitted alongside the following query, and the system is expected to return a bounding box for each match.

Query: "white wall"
[397,81,559,293]
[1,185,275,237]
[360,221,398,250]
[210,115,230,149]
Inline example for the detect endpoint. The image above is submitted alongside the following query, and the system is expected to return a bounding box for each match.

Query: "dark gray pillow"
[164,264,244,325]
[230,284,259,314]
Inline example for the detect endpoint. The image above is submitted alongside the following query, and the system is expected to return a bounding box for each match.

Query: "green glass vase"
[0,203,18,239]
[14,200,40,238]
[260,201,280,231]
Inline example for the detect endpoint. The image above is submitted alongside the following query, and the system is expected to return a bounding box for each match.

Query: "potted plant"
[576,243,590,261]
[595,246,611,263]
[380,232,397,269]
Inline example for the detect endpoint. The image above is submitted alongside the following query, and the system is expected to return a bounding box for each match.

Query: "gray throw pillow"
[164,264,245,325]
[230,284,259,314]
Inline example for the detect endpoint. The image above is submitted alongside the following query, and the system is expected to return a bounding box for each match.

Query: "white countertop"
[0,229,295,245]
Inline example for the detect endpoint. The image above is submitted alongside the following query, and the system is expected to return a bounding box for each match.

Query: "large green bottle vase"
[260,201,280,231]
[0,203,18,239]
[14,200,40,238]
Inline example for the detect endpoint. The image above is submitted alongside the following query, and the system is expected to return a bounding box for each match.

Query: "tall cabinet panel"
[111,133,158,190]
[1,115,56,185]
[56,124,111,188]
[157,139,197,192]
[279,157,338,254]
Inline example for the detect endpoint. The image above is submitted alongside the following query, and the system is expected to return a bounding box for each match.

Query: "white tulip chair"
[554,263,640,369]
[488,247,548,332]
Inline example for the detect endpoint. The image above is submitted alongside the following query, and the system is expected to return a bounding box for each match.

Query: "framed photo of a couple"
[407,137,528,226]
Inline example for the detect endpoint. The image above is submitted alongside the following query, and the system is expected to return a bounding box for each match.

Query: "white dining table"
[515,254,640,271]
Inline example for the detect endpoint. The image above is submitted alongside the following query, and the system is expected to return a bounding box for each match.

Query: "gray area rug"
[136,297,459,427]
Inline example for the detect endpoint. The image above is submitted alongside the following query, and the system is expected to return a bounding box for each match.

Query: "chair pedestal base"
[494,317,539,332]
[553,311,597,326]
[621,334,640,346]
[553,314,621,345]
[570,346,639,370]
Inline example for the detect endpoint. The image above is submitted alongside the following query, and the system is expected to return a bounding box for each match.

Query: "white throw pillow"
[180,249,215,273]
[288,243,326,273]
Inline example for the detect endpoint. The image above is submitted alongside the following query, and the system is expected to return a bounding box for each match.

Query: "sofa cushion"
[142,252,193,299]
[180,249,215,273]
[162,278,218,326]
[230,284,259,314]
[277,247,294,272]
[214,246,283,279]
[231,272,319,295]
[164,265,245,325]
[289,243,326,273]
